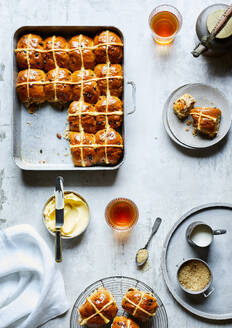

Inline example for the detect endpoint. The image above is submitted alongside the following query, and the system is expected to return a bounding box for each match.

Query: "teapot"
[192,4,232,57]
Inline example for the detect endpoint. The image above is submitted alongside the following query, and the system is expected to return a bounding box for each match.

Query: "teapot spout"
[192,43,208,57]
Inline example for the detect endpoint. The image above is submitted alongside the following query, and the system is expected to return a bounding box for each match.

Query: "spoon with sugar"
[136,217,162,267]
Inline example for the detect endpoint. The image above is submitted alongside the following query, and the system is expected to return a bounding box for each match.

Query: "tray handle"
[127,81,136,115]
[203,286,215,298]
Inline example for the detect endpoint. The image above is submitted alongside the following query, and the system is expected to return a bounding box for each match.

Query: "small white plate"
[164,83,232,149]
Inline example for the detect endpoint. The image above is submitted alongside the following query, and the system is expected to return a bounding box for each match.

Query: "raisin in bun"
[94,31,123,64]
[68,101,96,133]
[45,68,72,103]
[43,36,69,71]
[69,132,97,167]
[69,35,95,71]
[95,128,123,165]
[94,64,123,97]
[122,288,158,321]
[72,69,100,104]
[16,69,46,104]
[78,287,118,326]
[112,317,140,328]
[16,34,44,70]
[95,96,123,130]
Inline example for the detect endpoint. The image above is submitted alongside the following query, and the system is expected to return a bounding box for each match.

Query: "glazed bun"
[72,69,100,104]
[94,31,123,64]
[16,34,44,70]
[122,288,158,321]
[16,69,46,104]
[95,96,123,130]
[69,35,95,71]
[45,68,72,103]
[112,317,140,328]
[69,131,97,167]
[68,101,96,133]
[94,64,123,97]
[43,36,69,71]
[190,107,221,138]
[95,128,123,165]
[78,287,118,327]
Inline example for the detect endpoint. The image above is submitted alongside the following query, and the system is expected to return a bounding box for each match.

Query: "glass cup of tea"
[105,198,139,232]
[149,4,182,45]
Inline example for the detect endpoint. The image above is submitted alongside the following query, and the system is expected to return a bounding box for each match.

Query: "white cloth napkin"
[0,224,69,328]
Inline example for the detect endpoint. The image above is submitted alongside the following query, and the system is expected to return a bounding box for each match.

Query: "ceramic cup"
[177,258,214,297]
[186,221,226,248]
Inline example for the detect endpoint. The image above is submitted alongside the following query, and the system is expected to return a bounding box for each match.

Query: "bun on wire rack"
[78,287,118,327]
[122,288,158,321]
[112,316,140,328]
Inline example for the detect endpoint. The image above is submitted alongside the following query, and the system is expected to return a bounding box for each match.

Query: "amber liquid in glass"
[151,11,179,38]
[107,199,137,230]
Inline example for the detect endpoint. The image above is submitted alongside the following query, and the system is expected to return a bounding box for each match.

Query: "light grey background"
[0,0,232,327]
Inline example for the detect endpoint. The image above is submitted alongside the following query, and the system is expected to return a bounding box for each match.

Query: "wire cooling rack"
[70,276,168,328]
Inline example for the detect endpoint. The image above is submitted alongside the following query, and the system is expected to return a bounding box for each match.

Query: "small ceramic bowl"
[177,258,214,298]
[42,190,90,240]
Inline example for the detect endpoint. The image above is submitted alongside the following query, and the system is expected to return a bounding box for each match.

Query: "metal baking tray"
[12,26,136,170]
[162,203,232,321]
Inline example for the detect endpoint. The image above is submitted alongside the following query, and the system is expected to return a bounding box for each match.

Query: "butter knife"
[55,176,64,263]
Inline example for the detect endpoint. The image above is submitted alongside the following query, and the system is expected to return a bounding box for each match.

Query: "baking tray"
[162,203,232,321]
[12,26,136,170]
[70,276,168,328]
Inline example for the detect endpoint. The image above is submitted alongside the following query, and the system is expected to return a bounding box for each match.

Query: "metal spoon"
[136,217,162,267]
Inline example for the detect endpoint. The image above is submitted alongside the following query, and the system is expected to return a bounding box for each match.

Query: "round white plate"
[165,83,231,149]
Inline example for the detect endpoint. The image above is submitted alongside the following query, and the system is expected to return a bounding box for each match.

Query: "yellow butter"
[43,192,89,237]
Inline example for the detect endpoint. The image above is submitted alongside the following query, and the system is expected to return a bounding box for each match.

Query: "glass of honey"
[105,198,138,232]
[149,5,182,45]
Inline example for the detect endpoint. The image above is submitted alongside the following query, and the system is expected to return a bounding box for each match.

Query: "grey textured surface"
[1,0,232,327]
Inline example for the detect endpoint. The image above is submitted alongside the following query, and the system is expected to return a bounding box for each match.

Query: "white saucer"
[164,83,231,149]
